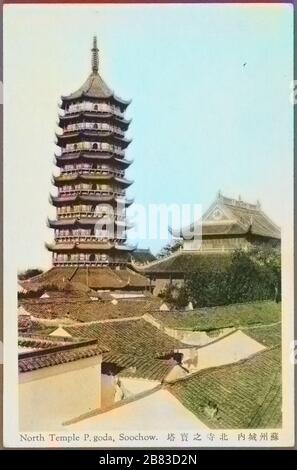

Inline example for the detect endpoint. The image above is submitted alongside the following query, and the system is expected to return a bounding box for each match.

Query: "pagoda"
[47,37,135,268]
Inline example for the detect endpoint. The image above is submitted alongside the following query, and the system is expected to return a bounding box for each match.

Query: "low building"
[18,337,108,431]
[47,318,198,410]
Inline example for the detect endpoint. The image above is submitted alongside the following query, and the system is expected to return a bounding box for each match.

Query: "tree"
[183,247,281,308]
[18,268,44,280]
[156,240,182,259]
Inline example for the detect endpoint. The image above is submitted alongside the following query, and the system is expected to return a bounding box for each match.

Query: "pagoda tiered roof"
[55,131,132,148]
[60,72,131,110]
[49,193,134,207]
[47,37,136,268]
[52,173,133,188]
[46,242,136,252]
[58,112,131,129]
[19,266,150,291]
[47,217,134,230]
[55,153,133,169]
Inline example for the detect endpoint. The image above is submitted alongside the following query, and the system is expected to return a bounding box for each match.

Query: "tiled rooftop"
[168,346,281,429]
[18,337,108,373]
[20,295,162,323]
[63,319,189,357]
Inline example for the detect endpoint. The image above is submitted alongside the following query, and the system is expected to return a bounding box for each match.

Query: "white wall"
[101,374,159,408]
[195,330,266,371]
[120,377,159,396]
[19,355,101,431]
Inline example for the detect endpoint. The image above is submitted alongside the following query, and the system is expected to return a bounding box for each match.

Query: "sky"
[3,3,293,270]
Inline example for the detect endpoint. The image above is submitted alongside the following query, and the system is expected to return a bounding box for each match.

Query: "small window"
[94,104,98,111]
[92,143,98,150]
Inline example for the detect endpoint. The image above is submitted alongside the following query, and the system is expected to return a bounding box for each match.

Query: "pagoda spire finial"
[91,36,99,74]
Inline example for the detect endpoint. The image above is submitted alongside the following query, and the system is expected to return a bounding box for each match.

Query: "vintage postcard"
[2,2,295,449]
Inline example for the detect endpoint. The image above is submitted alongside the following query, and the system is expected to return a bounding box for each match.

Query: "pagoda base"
[21,266,151,292]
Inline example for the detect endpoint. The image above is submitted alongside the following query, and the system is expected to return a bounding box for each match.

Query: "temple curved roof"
[171,194,281,240]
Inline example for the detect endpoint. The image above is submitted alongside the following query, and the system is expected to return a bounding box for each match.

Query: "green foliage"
[156,240,182,259]
[158,284,189,308]
[184,247,280,308]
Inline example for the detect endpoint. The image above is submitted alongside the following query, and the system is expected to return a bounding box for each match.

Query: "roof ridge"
[140,250,181,269]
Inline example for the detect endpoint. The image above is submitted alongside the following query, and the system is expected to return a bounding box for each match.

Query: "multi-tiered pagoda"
[47,37,135,268]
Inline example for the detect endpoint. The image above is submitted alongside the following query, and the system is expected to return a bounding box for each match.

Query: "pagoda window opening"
[64,164,74,172]
[94,104,98,111]
[92,143,98,150]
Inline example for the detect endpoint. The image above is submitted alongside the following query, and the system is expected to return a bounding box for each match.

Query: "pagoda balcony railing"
[55,234,127,242]
[61,145,124,157]
[57,211,127,220]
[60,168,125,178]
[58,189,125,197]
[65,103,123,117]
[64,123,125,137]
[53,259,127,267]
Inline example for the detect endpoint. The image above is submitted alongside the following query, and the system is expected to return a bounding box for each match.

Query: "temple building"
[171,192,281,252]
[141,193,281,295]
[47,37,134,268]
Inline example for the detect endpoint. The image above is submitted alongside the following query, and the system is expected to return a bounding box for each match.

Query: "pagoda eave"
[60,93,131,111]
[50,194,134,207]
[58,113,131,129]
[48,218,133,229]
[46,242,113,252]
[54,152,133,169]
[55,132,131,147]
[46,242,133,253]
[52,175,133,188]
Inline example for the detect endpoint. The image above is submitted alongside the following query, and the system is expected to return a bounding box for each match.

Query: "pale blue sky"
[4,4,293,270]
